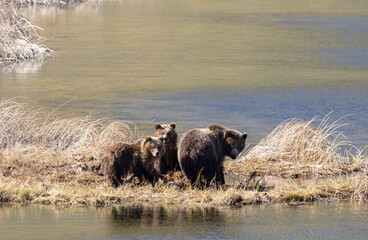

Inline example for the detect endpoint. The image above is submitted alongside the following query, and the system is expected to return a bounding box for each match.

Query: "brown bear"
[154,122,180,174]
[101,136,166,187]
[178,124,247,187]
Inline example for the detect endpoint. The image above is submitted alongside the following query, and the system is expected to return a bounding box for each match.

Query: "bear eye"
[227,138,234,145]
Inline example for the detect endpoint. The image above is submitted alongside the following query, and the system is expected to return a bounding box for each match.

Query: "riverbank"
[2,0,87,7]
[0,99,367,207]
[1,158,367,207]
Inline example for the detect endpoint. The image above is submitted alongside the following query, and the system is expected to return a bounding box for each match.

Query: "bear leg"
[215,165,225,187]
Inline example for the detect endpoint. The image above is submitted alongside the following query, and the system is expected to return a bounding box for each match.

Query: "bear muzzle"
[159,136,169,143]
[229,149,238,159]
[151,148,161,157]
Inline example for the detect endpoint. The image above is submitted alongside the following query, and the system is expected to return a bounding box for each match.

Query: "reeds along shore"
[0,99,367,207]
[3,0,87,7]
[0,8,51,65]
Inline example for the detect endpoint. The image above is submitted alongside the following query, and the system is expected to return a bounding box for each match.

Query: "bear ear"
[145,136,152,142]
[170,122,176,129]
[155,124,162,130]
[242,132,248,140]
[224,130,234,139]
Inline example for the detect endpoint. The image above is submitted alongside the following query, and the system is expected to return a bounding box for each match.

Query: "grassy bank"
[0,99,367,207]
[0,8,51,65]
[3,0,87,7]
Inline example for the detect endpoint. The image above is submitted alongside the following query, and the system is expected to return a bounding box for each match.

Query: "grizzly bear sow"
[178,124,247,186]
[101,136,165,187]
[154,122,180,174]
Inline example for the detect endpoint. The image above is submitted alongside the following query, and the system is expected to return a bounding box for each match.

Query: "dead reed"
[0,98,137,158]
[232,114,368,178]
[0,8,51,65]
[3,0,87,7]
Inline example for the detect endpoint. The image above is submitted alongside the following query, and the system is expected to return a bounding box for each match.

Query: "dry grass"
[244,114,357,164]
[0,98,137,158]
[231,114,368,178]
[0,99,367,207]
[3,0,88,7]
[1,160,367,206]
[0,8,52,65]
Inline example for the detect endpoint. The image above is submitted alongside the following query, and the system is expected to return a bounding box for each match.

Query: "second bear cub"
[154,123,180,174]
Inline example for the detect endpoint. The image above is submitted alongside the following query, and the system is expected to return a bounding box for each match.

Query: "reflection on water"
[0,59,53,77]
[1,203,368,239]
[0,0,368,146]
[110,205,224,226]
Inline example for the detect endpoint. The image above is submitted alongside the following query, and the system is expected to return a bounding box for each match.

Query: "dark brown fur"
[154,123,180,174]
[101,136,165,187]
[178,124,247,187]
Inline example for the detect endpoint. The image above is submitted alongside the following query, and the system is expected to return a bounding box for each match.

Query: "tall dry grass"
[229,114,368,178]
[0,99,137,158]
[0,8,51,65]
[243,114,366,164]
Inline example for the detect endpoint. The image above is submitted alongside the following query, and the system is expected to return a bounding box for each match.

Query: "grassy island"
[0,99,367,207]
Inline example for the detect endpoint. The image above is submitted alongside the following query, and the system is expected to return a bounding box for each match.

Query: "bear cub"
[178,124,247,187]
[101,136,165,187]
[154,122,180,174]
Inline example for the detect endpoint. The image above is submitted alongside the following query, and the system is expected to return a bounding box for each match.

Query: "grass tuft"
[230,114,368,178]
[0,8,52,65]
[0,99,137,158]
[3,0,89,7]
[244,114,358,164]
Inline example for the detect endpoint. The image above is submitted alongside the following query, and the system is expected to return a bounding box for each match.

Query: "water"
[1,203,368,239]
[1,0,368,146]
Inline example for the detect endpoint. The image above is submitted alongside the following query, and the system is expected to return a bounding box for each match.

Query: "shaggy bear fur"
[101,136,165,187]
[178,124,247,187]
[154,122,180,174]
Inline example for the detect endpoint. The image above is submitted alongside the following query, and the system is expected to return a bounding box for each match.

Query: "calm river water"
[1,1,368,238]
[1,203,368,239]
[0,0,367,146]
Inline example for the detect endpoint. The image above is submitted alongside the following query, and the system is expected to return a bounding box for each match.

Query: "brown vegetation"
[0,99,367,207]
[228,115,367,178]
[0,98,136,158]
[0,8,52,65]
[3,0,88,7]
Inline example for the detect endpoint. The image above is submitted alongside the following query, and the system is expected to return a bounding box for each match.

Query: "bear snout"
[229,149,238,159]
[151,149,160,157]
[159,136,168,143]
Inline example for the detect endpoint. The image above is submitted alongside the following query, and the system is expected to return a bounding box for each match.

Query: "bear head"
[142,136,166,159]
[224,129,247,159]
[154,122,177,145]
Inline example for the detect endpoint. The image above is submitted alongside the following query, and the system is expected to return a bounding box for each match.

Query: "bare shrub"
[0,8,52,65]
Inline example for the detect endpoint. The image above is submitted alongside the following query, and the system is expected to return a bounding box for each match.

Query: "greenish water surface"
[1,203,368,239]
[1,0,368,146]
